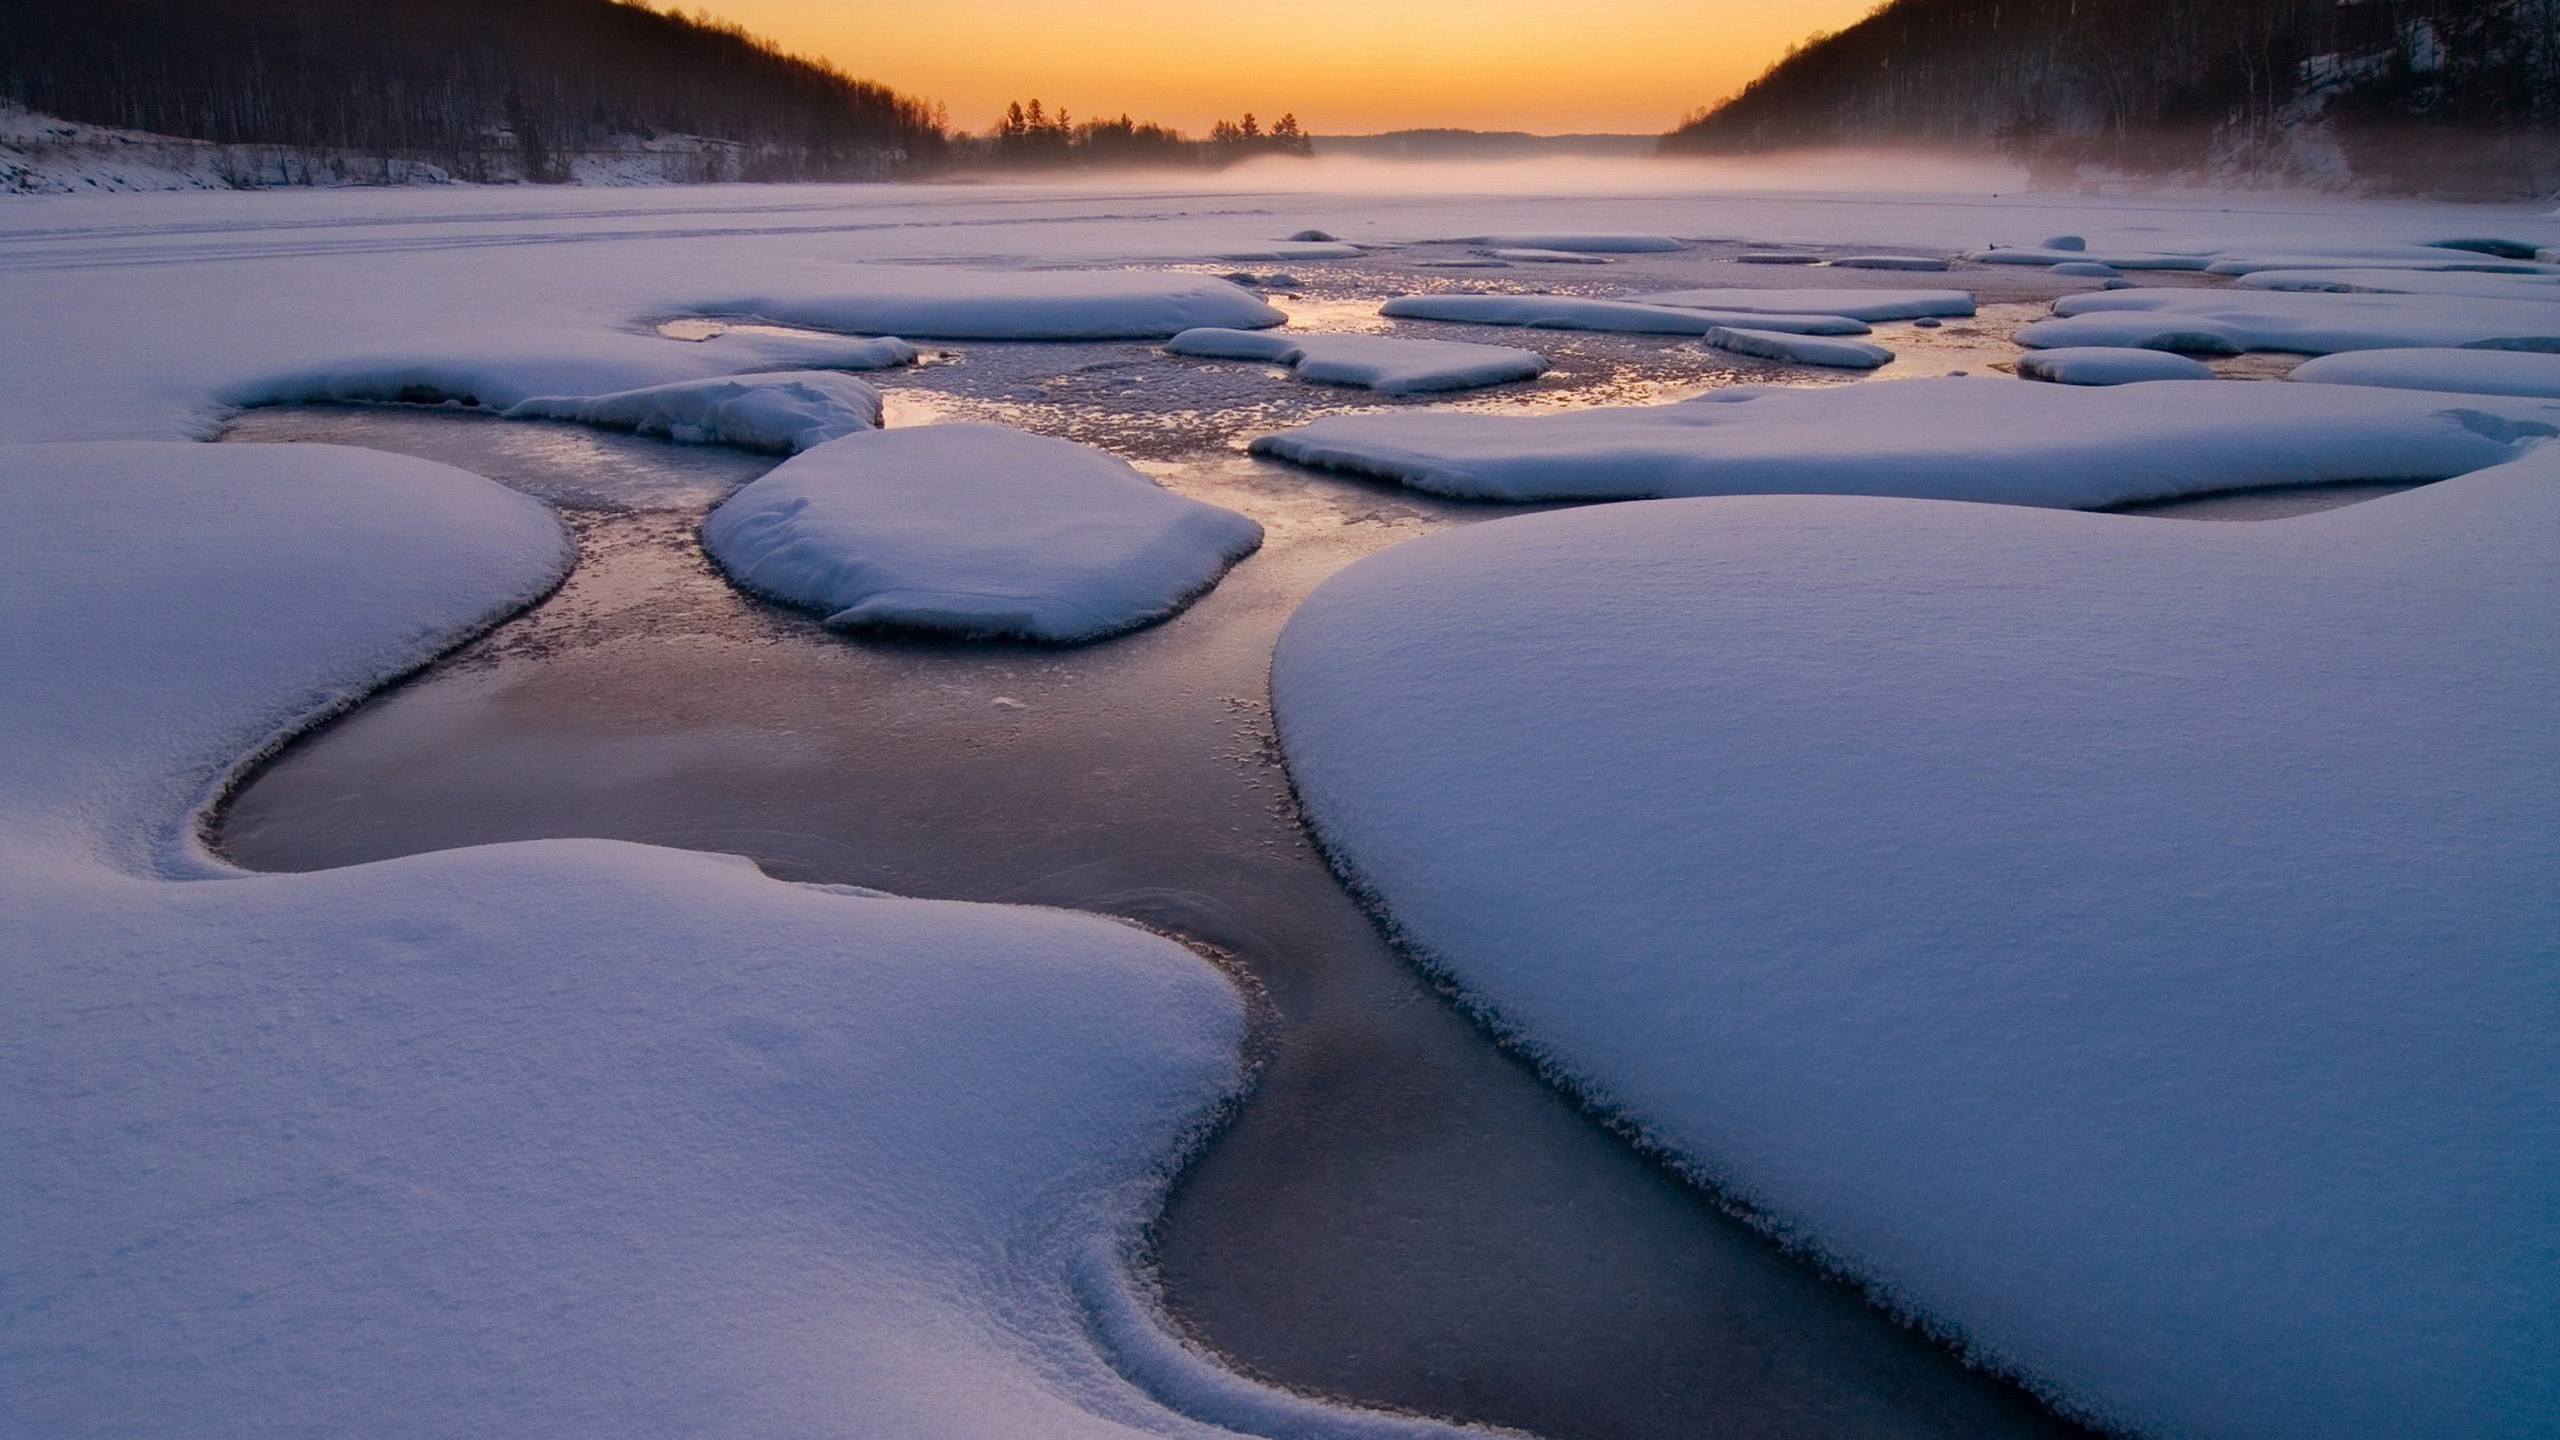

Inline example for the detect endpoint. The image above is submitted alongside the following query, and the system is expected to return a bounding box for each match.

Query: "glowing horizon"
[684,0,1881,136]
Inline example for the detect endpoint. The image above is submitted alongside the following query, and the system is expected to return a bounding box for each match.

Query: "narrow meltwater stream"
[211,336,2402,1439]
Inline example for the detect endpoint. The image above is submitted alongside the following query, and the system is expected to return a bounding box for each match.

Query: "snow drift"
[1270,444,2560,1440]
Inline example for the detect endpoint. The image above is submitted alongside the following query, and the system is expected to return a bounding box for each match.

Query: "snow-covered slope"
[1271,443,2560,1440]
[0,440,1471,1440]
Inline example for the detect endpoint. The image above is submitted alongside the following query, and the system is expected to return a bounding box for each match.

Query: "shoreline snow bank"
[1270,445,2560,1440]
[0,439,1470,1440]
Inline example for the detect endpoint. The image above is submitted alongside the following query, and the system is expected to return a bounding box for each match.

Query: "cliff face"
[1661,0,2560,196]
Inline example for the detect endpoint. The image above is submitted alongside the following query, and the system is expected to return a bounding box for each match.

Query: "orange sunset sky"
[685,1,1882,135]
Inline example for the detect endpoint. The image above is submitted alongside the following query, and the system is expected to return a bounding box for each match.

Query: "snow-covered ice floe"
[1452,232,1683,253]
[2020,289,2560,355]
[1704,327,1893,370]
[1826,255,1951,271]
[2233,268,2560,302]
[1165,327,1547,394]
[507,371,884,453]
[1250,377,2560,504]
[1380,294,1869,336]
[1482,247,1614,264]
[1209,242,1365,261]
[2015,347,2217,385]
[0,440,1470,1440]
[2289,348,2560,399]
[1632,287,1977,321]
[1966,245,2212,270]
[221,357,884,453]
[683,267,1284,340]
[2050,261,2121,278]
[1270,443,2560,1440]
[702,423,1264,642]
[659,320,922,371]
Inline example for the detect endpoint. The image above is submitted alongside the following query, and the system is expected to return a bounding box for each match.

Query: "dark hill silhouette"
[1661,0,2558,195]
[0,0,946,181]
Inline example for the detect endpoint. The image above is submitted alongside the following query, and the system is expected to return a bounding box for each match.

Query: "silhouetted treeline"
[0,0,946,181]
[963,100,1313,170]
[1662,0,2559,195]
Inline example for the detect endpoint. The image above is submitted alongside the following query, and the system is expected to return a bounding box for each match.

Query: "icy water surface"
[212,268,2391,1440]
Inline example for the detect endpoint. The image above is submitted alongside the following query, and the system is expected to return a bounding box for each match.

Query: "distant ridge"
[1314,130,1657,161]
[1661,0,2560,196]
[0,0,945,183]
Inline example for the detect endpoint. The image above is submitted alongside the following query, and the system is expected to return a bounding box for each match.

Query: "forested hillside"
[1662,0,2560,195]
[0,0,946,182]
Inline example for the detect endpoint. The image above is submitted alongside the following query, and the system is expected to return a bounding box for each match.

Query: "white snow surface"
[1632,287,1977,320]
[5,182,2551,446]
[686,267,1284,339]
[2234,268,2560,301]
[1380,294,1869,335]
[2021,289,2560,355]
[1704,326,1894,369]
[1827,254,1950,271]
[1968,246,2211,270]
[1210,242,1365,260]
[1250,377,2560,503]
[1270,447,2560,1440]
[701,423,1264,641]
[507,370,884,452]
[2288,348,2560,398]
[2015,347,2219,385]
[0,440,1470,1440]
[1483,247,1614,264]
[666,323,922,371]
[1165,326,1547,393]
[2049,261,2121,278]
[1453,232,1683,252]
